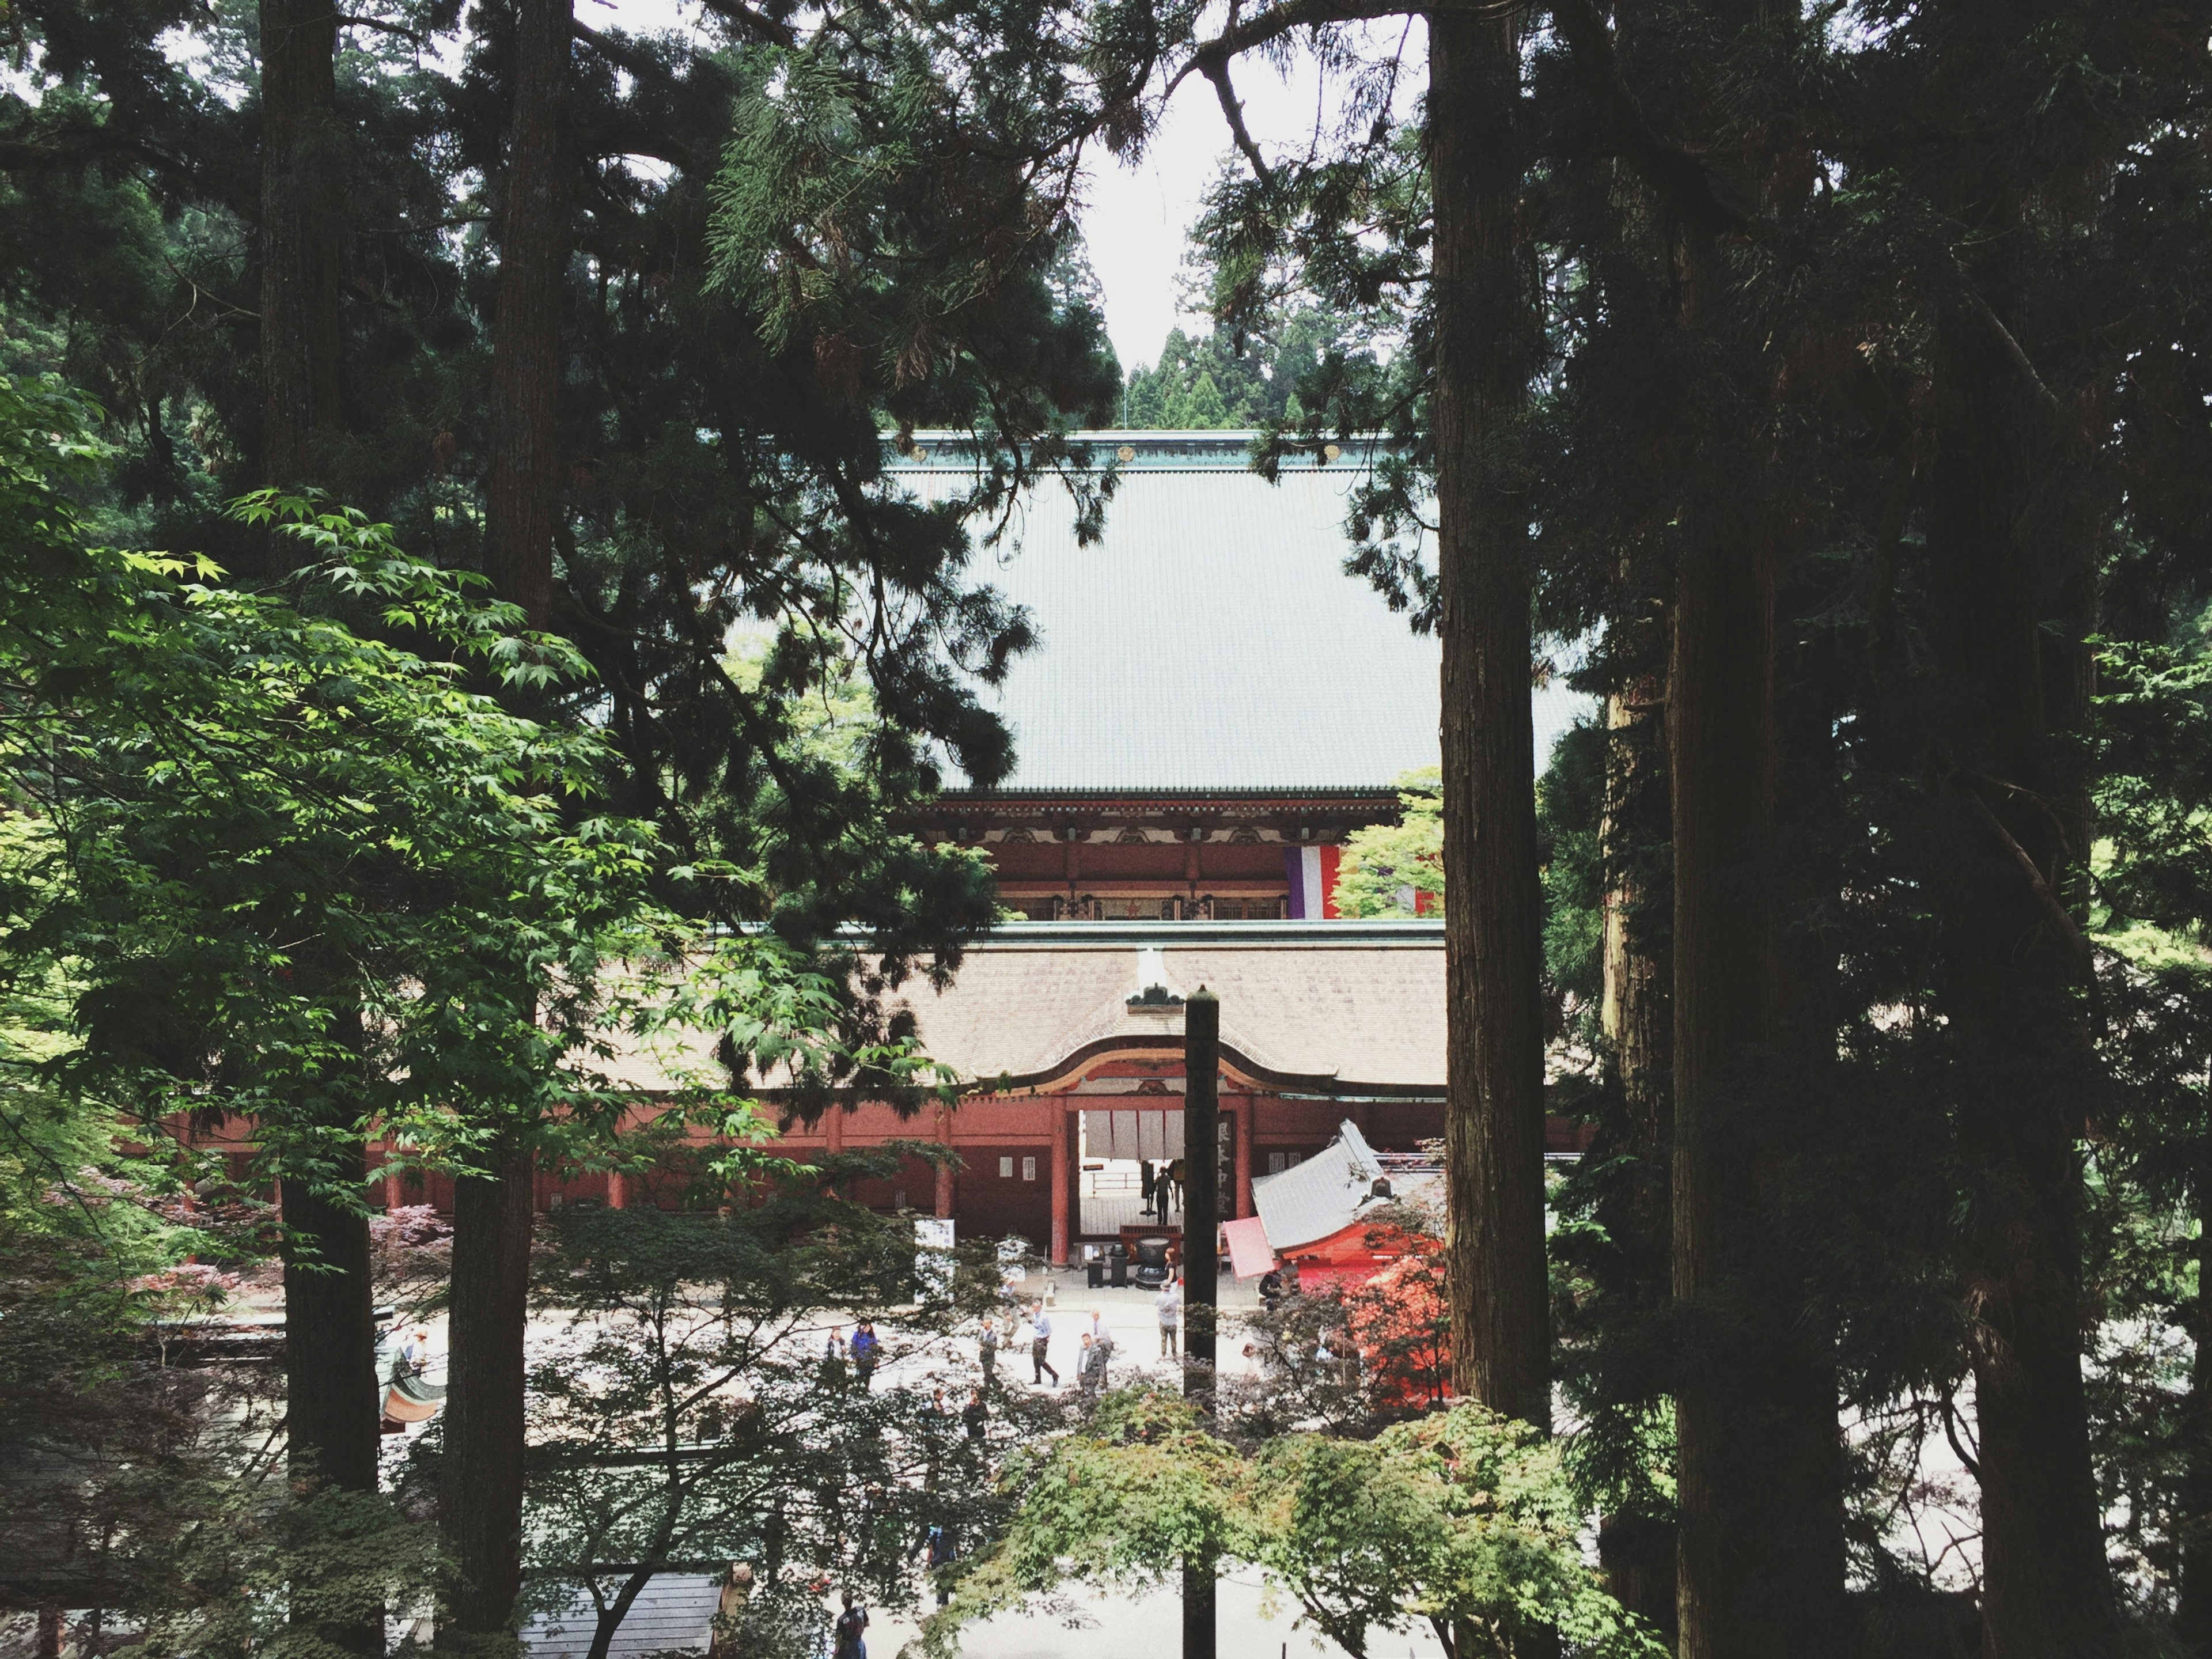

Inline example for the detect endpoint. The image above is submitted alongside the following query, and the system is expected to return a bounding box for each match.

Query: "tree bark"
[1667,407,1845,1658]
[1923,298,2114,1659]
[257,0,344,520]
[281,1139,381,1656]
[438,12,571,1640]
[483,0,573,631]
[1429,0,1550,1436]
[1602,672,1673,1285]
[1595,673,1678,1642]
[282,1150,380,1494]
[439,1137,537,1642]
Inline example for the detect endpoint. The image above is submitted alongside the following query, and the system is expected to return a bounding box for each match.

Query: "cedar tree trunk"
[1924,299,2115,1659]
[439,9,570,1638]
[1668,453,1846,1657]
[1594,675,1677,1642]
[281,1140,382,1656]
[483,0,573,631]
[1429,0,1550,1435]
[438,1137,537,1641]
[257,0,343,514]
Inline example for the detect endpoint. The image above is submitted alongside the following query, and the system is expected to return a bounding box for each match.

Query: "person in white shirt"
[1156,1279,1183,1358]
[1028,1302,1058,1386]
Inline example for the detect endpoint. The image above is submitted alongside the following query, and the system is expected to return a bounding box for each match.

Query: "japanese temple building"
[358,432,1589,1260]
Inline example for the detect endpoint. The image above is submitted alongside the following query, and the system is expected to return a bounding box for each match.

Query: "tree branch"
[694,0,798,47]
[0,124,195,186]
[1960,282,2093,449]
[1164,0,1419,103]
[1942,1389,1980,1480]
[1956,779,2093,968]
[335,13,430,43]
[1200,55,1273,187]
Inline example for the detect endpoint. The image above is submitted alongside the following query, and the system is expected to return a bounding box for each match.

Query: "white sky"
[587,0,1425,372]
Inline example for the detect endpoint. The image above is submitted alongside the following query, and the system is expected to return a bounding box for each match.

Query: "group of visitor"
[817,1319,883,1390]
[979,1282,1190,1391]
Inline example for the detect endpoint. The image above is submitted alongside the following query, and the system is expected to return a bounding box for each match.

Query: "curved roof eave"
[953,1031,1445,1103]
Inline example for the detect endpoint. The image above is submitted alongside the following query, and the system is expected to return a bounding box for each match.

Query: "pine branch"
[1165,0,1426,103]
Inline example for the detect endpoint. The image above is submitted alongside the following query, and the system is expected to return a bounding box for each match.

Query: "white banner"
[1080,1108,1187,1161]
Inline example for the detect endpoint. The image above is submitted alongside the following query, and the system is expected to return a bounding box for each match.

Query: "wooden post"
[1233,1099,1253,1219]
[1050,1109,1071,1265]
[1183,988,1219,1659]
[384,1162,404,1212]
[607,1169,627,1210]
[935,1103,956,1219]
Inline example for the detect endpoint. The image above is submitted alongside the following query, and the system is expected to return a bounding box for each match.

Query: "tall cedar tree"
[1427,7,1551,1432]
[256,0,344,517]
[1616,7,1849,1651]
[260,0,381,1597]
[1071,0,1556,1452]
[440,0,571,1641]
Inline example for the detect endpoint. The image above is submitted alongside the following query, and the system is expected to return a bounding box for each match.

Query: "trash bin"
[1108,1245,1130,1288]
[1086,1258,1106,1289]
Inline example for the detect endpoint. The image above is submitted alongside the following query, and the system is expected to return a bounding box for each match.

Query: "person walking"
[832,1589,869,1659]
[925,1525,957,1608]
[1076,1332,1099,1397]
[850,1319,881,1391]
[821,1326,849,1390]
[1156,1277,1181,1358]
[1028,1301,1058,1387]
[978,1315,1000,1386]
[961,1387,987,1442]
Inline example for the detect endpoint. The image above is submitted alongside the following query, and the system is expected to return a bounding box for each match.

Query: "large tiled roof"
[592,921,1447,1098]
[882,921,1446,1092]
[888,431,1587,791]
